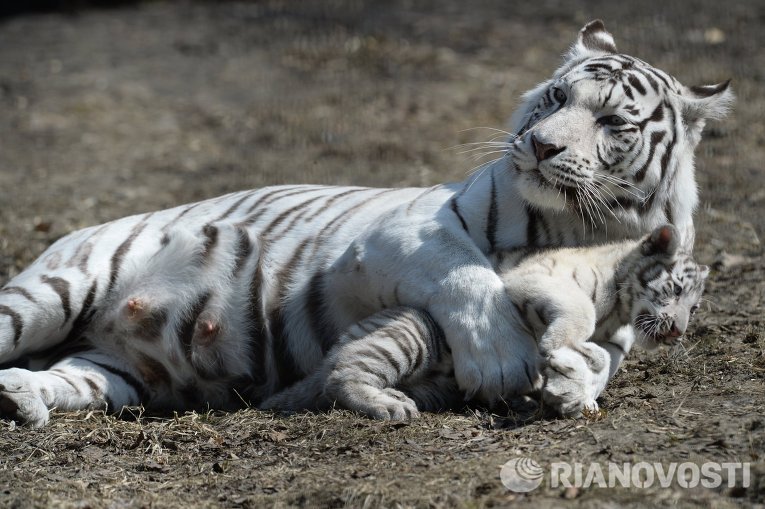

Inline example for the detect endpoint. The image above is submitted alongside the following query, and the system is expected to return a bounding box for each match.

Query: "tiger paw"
[0,369,50,427]
[365,388,420,420]
[541,347,595,418]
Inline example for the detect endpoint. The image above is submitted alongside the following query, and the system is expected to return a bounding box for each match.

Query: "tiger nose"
[531,135,565,161]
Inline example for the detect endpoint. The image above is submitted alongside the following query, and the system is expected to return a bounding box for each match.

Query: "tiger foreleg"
[0,350,143,427]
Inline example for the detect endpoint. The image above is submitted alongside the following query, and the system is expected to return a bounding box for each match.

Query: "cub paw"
[366,388,420,421]
[541,347,595,418]
[0,369,50,427]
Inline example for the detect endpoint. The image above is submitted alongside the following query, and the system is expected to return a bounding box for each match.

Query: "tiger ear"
[566,20,617,61]
[680,80,734,144]
[699,264,710,280]
[642,224,679,256]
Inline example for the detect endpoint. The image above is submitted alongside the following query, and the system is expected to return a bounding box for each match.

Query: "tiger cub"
[261,224,708,418]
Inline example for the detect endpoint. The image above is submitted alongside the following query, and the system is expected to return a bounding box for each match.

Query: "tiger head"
[508,20,733,249]
[621,224,709,348]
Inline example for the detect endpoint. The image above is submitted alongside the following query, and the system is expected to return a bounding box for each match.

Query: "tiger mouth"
[528,168,585,207]
[635,313,681,345]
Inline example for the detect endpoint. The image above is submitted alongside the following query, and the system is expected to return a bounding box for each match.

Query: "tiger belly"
[0,184,429,421]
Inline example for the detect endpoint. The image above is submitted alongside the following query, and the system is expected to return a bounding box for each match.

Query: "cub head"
[508,20,733,248]
[625,224,709,348]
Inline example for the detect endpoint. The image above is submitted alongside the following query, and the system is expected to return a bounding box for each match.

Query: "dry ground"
[0,1,763,507]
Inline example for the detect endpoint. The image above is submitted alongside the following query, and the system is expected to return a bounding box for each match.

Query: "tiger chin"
[0,20,729,427]
[262,224,708,420]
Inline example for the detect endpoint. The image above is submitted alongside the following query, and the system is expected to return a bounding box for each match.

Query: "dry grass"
[0,1,763,507]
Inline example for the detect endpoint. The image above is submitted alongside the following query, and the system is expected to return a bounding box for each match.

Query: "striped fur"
[262,225,708,418]
[0,21,728,426]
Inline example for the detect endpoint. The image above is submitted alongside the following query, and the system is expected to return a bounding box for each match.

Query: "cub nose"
[531,135,565,162]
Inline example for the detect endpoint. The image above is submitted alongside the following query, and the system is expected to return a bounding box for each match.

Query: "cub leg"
[0,350,144,427]
[518,285,610,416]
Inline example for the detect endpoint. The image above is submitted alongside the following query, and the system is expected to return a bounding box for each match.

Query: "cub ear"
[642,224,679,256]
[681,80,734,144]
[566,19,617,61]
[698,264,710,280]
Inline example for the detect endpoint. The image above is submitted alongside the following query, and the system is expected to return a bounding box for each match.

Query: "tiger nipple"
[194,318,221,345]
[125,298,146,319]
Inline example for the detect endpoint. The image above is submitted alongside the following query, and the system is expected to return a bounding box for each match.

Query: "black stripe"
[239,187,316,225]
[177,291,212,359]
[307,188,367,221]
[40,275,72,324]
[390,330,415,369]
[627,74,646,95]
[307,271,335,354]
[63,280,98,344]
[637,103,664,131]
[659,102,677,182]
[40,341,94,370]
[622,83,634,101]
[486,171,498,252]
[450,197,469,233]
[645,67,674,91]
[107,217,150,293]
[634,131,666,183]
[233,227,253,277]
[0,286,37,303]
[366,343,404,375]
[214,192,256,222]
[0,305,23,346]
[161,203,202,233]
[244,186,309,214]
[601,80,617,107]
[266,193,331,239]
[634,68,659,92]
[246,255,268,386]
[50,371,82,395]
[268,239,312,387]
[73,357,146,402]
[347,361,389,385]
[201,224,219,262]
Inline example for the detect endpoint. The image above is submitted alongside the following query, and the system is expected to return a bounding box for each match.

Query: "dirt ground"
[0,1,763,507]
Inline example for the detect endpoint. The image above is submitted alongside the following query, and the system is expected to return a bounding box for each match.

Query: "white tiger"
[0,20,731,426]
[261,224,708,419]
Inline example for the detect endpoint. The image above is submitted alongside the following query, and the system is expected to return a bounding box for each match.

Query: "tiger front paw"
[0,369,50,427]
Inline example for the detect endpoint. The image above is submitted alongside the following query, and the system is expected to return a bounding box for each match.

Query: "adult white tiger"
[0,21,731,426]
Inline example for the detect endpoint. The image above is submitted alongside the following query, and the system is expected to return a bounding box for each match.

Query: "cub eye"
[598,115,628,127]
[690,304,700,314]
[552,87,567,104]
[673,285,683,296]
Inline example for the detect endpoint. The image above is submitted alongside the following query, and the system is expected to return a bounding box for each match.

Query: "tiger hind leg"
[0,349,144,427]
[322,308,452,420]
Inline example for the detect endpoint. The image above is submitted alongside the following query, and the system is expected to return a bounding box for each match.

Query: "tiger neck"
[452,158,643,253]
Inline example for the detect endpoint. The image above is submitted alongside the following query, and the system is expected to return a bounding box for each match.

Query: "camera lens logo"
[500,457,544,492]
